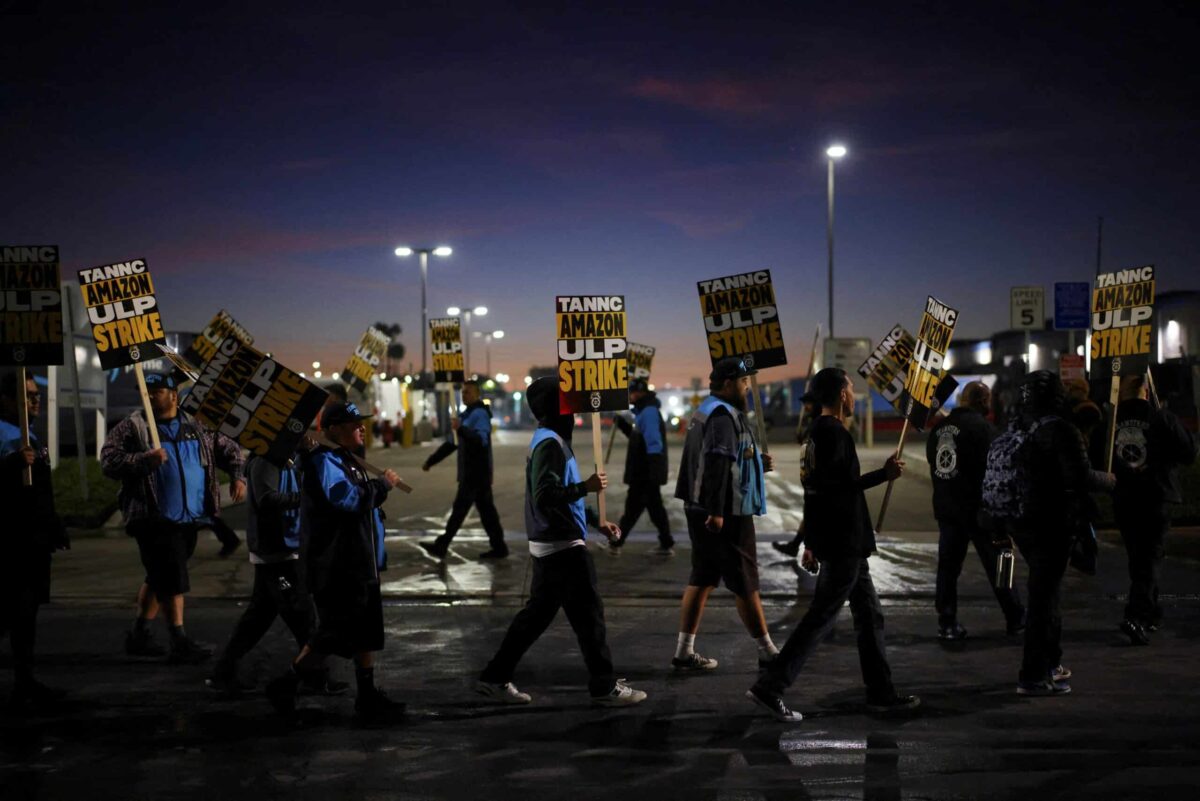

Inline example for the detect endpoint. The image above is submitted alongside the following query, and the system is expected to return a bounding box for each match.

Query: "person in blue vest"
[671,357,779,673]
[206,441,347,698]
[609,378,673,555]
[748,368,918,722]
[419,380,507,559]
[1,372,69,712]
[475,377,647,707]
[266,402,405,721]
[102,372,245,665]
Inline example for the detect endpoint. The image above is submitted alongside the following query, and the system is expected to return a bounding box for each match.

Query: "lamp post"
[473,329,505,378]
[825,144,847,337]
[393,245,452,380]
[447,305,488,377]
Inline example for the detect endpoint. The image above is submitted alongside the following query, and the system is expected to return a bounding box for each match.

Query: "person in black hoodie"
[419,380,507,559]
[1,372,69,712]
[610,378,673,554]
[1112,374,1196,645]
[1012,371,1114,696]
[476,377,647,707]
[266,403,404,721]
[748,368,918,722]
[927,381,1025,639]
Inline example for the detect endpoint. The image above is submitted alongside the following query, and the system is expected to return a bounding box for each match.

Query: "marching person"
[672,357,780,673]
[1112,374,1196,645]
[266,402,405,721]
[927,381,1025,639]
[773,393,818,559]
[102,372,245,665]
[1,372,69,711]
[206,440,347,697]
[476,377,646,707]
[419,380,508,559]
[748,368,919,722]
[610,377,673,555]
[1009,371,1113,696]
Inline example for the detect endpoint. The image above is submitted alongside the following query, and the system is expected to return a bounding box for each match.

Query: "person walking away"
[610,378,673,555]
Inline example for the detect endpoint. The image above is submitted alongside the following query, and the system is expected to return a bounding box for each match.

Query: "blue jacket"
[246,454,302,561]
[424,401,494,487]
[524,427,590,543]
[615,392,668,485]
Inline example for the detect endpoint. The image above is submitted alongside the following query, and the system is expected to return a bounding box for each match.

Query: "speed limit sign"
[1010,286,1044,330]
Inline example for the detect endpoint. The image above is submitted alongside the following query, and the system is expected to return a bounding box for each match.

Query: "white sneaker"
[591,680,647,707]
[475,680,532,705]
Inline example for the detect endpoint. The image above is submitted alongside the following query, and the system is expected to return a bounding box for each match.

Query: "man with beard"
[419,380,508,559]
[476,377,646,707]
[610,378,673,555]
[267,402,405,721]
[1,372,69,711]
[1112,374,1195,645]
[671,357,779,673]
[748,368,918,722]
[102,372,245,665]
[927,381,1025,639]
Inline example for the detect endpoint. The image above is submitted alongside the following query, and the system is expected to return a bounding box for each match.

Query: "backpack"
[981,416,1055,520]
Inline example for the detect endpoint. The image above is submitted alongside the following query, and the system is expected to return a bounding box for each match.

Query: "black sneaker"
[866,694,921,713]
[1017,679,1071,697]
[167,637,213,665]
[771,541,800,558]
[745,686,803,723]
[1120,619,1151,646]
[266,673,299,715]
[355,687,406,721]
[477,549,510,560]
[671,652,718,672]
[217,538,242,559]
[938,622,968,641]
[418,541,448,560]
[125,629,166,657]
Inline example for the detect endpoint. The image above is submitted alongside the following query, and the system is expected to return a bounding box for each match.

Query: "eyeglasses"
[27,393,41,403]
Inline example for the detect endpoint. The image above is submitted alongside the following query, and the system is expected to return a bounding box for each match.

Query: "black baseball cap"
[142,372,178,390]
[322,402,372,427]
[628,378,649,393]
[709,356,756,381]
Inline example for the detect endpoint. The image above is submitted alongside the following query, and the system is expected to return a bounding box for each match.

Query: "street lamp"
[393,245,453,380]
[825,144,847,337]
[447,305,487,376]
[473,329,504,379]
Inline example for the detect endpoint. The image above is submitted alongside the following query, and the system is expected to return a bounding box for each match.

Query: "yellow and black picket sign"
[429,317,465,383]
[627,342,655,380]
[858,324,916,413]
[185,309,253,370]
[1091,265,1157,470]
[557,295,628,521]
[180,336,329,467]
[696,270,787,371]
[343,326,390,393]
[76,258,166,371]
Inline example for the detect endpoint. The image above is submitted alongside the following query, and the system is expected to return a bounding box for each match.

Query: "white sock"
[675,632,696,659]
[755,634,779,657]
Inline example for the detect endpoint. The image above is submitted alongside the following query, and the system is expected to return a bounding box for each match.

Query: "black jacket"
[1113,399,1196,511]
[1022,415,1112,533]
[245,454,302,562]
[424,401,493,487]
[616,393,668,486]
[801,415,887,560]
[927,407,995,522]
[1,419,66,557]
[300,445,390,595]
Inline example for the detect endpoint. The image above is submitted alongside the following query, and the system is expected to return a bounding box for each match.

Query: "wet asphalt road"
[3,434,1200,799]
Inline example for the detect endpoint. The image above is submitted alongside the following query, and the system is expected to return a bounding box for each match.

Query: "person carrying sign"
[610,377,673,555]
[672,357,780,673]
[748,368,918,722]
[419,380,508,560]
[1,372,70,712]
[266,402,406,721]
[927,381,1025,640]
[1112,375,1196,646]
[476,377,647,707]
[102,372,245,665]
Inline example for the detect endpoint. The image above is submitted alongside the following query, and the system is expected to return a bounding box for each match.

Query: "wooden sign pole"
[875,416,910,533]
[591,412,607,521]
[1146,367,1161,408]
[1105,374,1120,472]
[133,362,161,449]
[310,431,413,493]
[17,366,32,486]
[749,374,770,454]
[604,419,619,464]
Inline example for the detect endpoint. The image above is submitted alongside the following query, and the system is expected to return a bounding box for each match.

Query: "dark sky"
[5,1,1198,386]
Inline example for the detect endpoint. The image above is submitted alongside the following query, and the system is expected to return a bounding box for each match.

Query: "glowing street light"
[446,305,488,375]
[393,245,453,380]
[825,143,848,336]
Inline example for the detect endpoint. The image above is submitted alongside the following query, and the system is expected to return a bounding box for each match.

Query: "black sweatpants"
[616,481,672,547]
[1015,530,1072,684]
[935,517,1025,628]
[1116,507,1168,628]
[757,556,895,701]
[480,545,615,696]
[213,560,315,677]
[436,483,506,552]
[1,569,45,683]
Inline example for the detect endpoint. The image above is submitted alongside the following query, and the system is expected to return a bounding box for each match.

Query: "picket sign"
[875,416,909,533]
[592,413,606,522]
[1147,367,1161,408]
[749,374,770,454]
[133,363,161,449]
[1105,375,1120,472]
[310,431,413,494]
[17,366,31,486]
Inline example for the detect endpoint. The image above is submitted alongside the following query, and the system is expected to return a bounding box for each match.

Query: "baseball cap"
[709,356,756,382]
[628,378,649,393]
[142,372,178,390]
[322,402,372,427]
